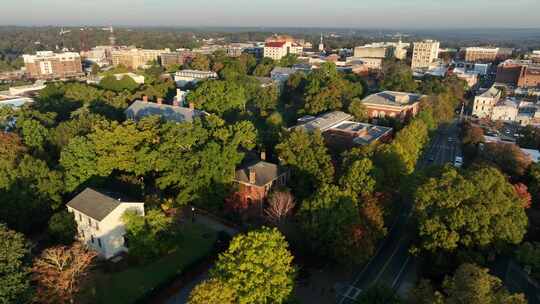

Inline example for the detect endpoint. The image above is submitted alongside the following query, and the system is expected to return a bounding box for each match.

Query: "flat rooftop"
[292,111,353,132]
[362,91,424,107]
[330,121,393,145]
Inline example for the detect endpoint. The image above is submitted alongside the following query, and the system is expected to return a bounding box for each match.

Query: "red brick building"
[23,51,83,80]
[496,60,540,88]
[229,159,289,211]
[362,91,424,121]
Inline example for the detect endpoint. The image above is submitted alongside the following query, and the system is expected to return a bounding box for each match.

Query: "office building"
[411,40,440,70]
[496,60,540,88]
[263,35,303,60]
[174,70,218,87]
[23,51,83,80]
[160,51,195,68]
[111,48,170,69]
[464,47,513,63]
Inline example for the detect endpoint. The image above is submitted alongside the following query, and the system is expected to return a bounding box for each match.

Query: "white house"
[67,188,145,259]
[491,98,519,121]
[472,86,503,119]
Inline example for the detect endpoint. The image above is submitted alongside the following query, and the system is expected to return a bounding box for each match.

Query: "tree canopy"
[209,228,296,304]
[414,165,528,252]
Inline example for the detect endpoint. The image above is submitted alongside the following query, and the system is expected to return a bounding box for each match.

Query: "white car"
[454,156,463,168]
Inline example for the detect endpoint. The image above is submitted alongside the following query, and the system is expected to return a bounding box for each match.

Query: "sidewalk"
[163,211,240,304]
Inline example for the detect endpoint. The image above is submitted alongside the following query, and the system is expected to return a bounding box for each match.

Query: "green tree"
[156,118,256,207]
[186,80,246,115]
[443,263,527,304]
[99,75,139,92]
[356,285,402,304]
[47,211,77,245]
[19,119,49,150]
[188,279,236,304]
[414,165,528,252]
[380,61,417,92]
[348,98,368,122]
[190,54,210,71]
[122,209,174,261]
[278,54,299,67]
[210,228,296,304]
[0,224,32,304]
[276,129,334,199]
[301,62,362,115]
[339,158,376,197]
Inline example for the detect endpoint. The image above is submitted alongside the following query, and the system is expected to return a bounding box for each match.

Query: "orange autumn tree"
[32,242,97,304]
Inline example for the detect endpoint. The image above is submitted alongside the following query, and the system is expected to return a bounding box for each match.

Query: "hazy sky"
[2,0,539,28]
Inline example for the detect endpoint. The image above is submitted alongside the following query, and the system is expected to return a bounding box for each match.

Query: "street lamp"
[191,206,195,223]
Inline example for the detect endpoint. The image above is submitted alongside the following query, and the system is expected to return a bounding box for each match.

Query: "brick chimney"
[157,97,163,105]
[249,167,256,184]
[260,151,266,161]
[188,102,195,110]
[142,95,148,102]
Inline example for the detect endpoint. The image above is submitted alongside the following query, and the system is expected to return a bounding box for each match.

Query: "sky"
[2,0,540,28]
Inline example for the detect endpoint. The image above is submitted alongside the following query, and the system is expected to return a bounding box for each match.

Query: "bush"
[47,211,77,245]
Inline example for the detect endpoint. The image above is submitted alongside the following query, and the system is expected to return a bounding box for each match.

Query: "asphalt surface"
[337,121,462,304]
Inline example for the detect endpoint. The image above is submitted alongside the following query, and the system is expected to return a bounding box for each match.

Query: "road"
[337,121,462,304]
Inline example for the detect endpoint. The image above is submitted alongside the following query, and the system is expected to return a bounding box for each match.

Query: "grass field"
[79,223,217,304]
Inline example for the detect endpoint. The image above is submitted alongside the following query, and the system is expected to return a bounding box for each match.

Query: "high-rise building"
[463,47,513,63]
[411,40,440,70]
[23,51,83,79]
[263,35,303,60]
[160,51,195,68]
[111,48,170,69]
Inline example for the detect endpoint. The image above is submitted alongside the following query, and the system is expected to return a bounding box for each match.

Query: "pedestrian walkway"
[193,212,239,236]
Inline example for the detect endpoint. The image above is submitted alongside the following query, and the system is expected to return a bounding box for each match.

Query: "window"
[97,238,102,248]
[79,213,82,222]
[88,218,91,226]
[91,235,94,243]
[95,222,99,231]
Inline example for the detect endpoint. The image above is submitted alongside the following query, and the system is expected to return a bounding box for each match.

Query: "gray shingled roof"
[235,161,285,187]
[125,100,204,123]
[66,188,123,221]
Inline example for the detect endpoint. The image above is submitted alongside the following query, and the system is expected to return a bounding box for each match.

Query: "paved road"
[337,121,462,304]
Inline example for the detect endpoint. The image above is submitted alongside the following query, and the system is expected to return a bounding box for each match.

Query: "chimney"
[157,98,163,105]
[260,151,266,161]
[188,102,195,110]
[249,167,256,184]
[142,95,148,102]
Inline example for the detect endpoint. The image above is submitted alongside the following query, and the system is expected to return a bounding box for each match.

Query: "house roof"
[66,188,130,221]
[271,67,296,75]
[265,41,286,48]
[362,91,424,107]
[235,161,285,187]
[479,86,502,98]
[125,100,204,123]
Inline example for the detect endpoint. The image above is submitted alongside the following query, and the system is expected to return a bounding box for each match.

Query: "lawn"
[79,223,217,304]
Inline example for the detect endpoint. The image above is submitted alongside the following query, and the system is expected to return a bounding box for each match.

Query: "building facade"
[67,188,145,259]
[23,51,83,79]
[230,159,289,212]
[411,40,440,70]
[263,35,303,60]
[496,60,540,88]
[174,69,218,86]
[160,51,195,68]
[111,48,170,69]
[362,91,424,121]
[472,86,503,118]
